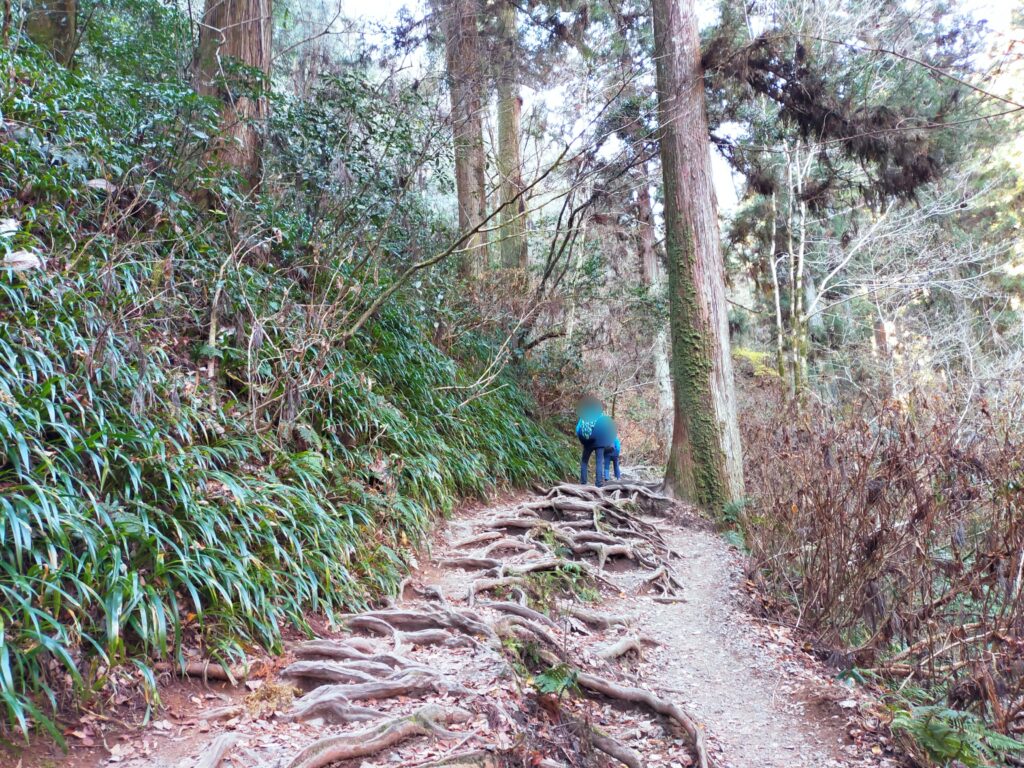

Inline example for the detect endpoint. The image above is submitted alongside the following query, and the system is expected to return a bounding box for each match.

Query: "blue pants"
[604,450,621,481]
[579,443,606,487]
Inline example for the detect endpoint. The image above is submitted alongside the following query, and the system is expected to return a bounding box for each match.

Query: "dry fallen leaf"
[2,250,43,271]
[85,178,117,194]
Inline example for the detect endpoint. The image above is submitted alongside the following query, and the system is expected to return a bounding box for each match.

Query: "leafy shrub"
[533,663,579,697]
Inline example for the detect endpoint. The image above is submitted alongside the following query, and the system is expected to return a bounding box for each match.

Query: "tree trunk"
[768,192,785,377]
[194,0,272,188]
[792,144,808,393]
[651,0,743,509]
[441,0,488,278]
[496,0,527,273]
[636,166,660,285]
[26,0,76,64]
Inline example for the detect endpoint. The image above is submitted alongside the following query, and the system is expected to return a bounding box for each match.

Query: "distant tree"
[708,0,1010,398]
[439,0,488,278]
[194,0,273,187]
[25,0,76,64]
[651,0,744,508]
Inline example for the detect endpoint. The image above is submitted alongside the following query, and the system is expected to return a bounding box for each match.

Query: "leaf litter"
[13,482,906,768]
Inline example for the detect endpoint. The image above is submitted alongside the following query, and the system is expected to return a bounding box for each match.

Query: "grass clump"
[0,25,572,743]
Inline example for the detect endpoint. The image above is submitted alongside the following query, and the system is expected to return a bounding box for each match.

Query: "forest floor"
[13,481,905,768]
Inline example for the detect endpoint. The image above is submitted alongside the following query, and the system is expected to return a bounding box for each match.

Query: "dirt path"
[14,483,899,768]
[616,517,864,768]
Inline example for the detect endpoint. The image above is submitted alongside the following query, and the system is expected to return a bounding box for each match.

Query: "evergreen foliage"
[0,22,570,739]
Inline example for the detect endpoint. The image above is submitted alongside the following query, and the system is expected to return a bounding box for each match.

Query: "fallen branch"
[154,660,248,684]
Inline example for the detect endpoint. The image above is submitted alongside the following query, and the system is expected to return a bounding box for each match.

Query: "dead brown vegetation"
[740,387,1024,736]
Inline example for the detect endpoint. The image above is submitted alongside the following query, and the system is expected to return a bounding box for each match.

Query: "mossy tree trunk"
[496,0,527,274]
[441,0,488,279]
[651,0,743,510]
[194,0,272,188]
[26,0,76,64]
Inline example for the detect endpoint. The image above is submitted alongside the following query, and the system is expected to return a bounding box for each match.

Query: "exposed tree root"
[413,749,499,767]
[573,668,712,768]
[468,484,683,596]
[485,515,542,531]
[498,607,712,768]
[270,483,703,768]
[441,556,504,571]
[286,671,439,722]
[597,635,656,661]
[497,615,566,658]
[563,713,643,768]
[453,531,504,549]
[557,603,626,629]
[481,537,537,556]
[480,600,561,630]
[345,607,500,649]
[641,564,687,596]
[293,639,418,671]
[198,704,245,722]
[194,733,239,768]
[468,575,529,604]
[284,659,400,685]
[285,704,472,768]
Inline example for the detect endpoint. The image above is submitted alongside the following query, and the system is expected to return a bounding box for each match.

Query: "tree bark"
[651,0,743,509]
[637,167,674,444]
[441,0,488,278]
[636,166,660,285]
[768,191,785,377]
[26,0,76,64]
[194,0,272,188]
[496,0,527,273]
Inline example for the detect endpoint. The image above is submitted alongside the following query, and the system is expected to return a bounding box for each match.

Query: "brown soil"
[5,483,902,768]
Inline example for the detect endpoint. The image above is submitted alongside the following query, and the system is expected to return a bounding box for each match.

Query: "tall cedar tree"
[652,0,744,507]
[441,0,489,277]
[194,0,272,187]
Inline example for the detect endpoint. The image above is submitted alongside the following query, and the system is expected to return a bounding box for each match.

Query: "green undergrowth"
[0,35,572,743]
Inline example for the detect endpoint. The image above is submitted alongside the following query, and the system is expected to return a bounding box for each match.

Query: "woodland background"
[1,0,1023,764]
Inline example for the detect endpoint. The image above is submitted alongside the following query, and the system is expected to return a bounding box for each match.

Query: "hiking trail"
[19,482,900,768]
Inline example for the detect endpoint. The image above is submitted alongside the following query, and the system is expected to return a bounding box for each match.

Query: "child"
[604,437,622,483]
[575,396,616,487]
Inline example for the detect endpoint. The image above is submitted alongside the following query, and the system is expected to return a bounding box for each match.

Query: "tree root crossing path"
[116,482,900,768]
